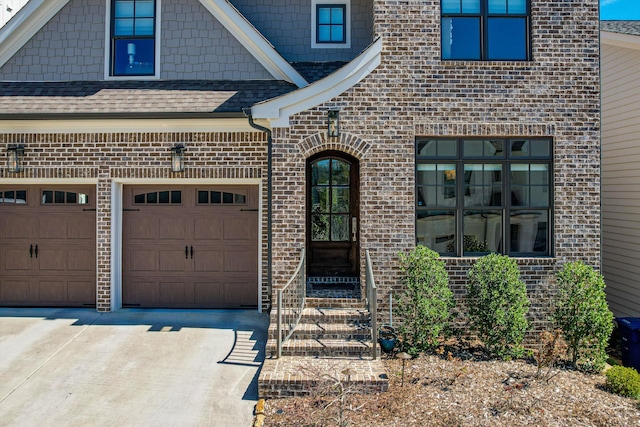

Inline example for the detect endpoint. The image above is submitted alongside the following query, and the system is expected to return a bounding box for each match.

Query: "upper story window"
[110,0,157,77]
[416,138,552,257]
[441,0,530,61]
[312,0,351,49]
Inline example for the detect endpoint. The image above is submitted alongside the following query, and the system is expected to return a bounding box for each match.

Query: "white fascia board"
[198,0,308,88]
[601,30,640,51]
[250,37,382,128]
[0,117,268,133]
[0,0,71,68]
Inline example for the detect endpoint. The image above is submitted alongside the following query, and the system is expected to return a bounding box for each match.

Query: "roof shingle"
[601,20,640,36]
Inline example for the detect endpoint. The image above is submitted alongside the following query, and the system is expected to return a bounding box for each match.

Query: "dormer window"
[109,0,157,77]
[311,0,351,49]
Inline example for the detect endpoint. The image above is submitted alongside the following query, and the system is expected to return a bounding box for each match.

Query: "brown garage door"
[122,185,258,308]
[0,185,96,307]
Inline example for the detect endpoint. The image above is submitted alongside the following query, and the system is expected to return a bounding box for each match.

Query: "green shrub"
[394,246,454,356]
[467,254,530,359]
[606,366,640,399]
[552,261,614,372]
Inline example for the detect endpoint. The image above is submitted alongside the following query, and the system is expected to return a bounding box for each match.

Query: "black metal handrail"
[276,248,306,358]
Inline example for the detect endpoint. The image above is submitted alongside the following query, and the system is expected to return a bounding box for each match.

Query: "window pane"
[134,194,144,204]
[530,186,549,207]
[198,191,208,204]
[461,0,481,13]
[312,187,329,212]
[488,0,507,13]
[417,211,456,254]
[332,187,350,213]
[312,160,330,185]
[115,1,134,18]
[234,194,246,204]
[211,191,221,204]
[135,18,154,36]
[331,25,345,42]
[508,0,527,14]
[487,18,527,60]
[442,17,481,60]
[331,7,344,24]
[530,164,549,185]
[332,160,350,185]
[55,191,65,204]
[530,139,551,157]
[67,192,77,204]
[171,191,181,204]
[16,190,27,203]
[441,0,460,13]
[135,0,154,17]
[146,192,157,203]
[464,139,505,157]
[510,210,545,253]
[464,211,501,254]
[331,215,349,241]
[113,39,155,76]
[510,140,529,157]
[312,214,330,241]
[114,18,134,36]
[158,191,169,203]
[439,140,457,156]
[223,192,233,203]
[318,26,331,42]
[318,7,331,24]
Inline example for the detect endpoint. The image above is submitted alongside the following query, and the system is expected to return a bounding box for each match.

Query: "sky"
[601,0,640,20]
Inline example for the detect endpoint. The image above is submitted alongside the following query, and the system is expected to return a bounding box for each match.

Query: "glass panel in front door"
[311,158,350,242]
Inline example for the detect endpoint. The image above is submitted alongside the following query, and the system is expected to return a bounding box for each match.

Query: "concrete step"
[266,338,375,358]
[305,297,366,309]
[259,356,389,398]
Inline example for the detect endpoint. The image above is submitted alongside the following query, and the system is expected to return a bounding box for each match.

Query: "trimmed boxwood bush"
[552,261,614,372]
[606,366,640,399]
[467,254,530,359]
[394,246,454,356]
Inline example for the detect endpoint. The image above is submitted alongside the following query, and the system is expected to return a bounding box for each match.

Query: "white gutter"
[601,30,640,51]
[0,0,71,68]
[198,0,308,87]
[251,37,383,127]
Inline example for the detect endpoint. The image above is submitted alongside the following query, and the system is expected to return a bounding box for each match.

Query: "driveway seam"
[0,313,103,405]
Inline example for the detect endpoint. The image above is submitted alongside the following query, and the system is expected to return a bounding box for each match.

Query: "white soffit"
[601,30,640,51]
[251,37,383,128]
[0,0,71,68]
[198,0,308,87]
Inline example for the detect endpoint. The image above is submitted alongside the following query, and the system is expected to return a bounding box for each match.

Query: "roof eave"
[601,30,640,51]
[0,111,247,121]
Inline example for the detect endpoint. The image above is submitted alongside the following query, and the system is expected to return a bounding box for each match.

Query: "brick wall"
[269,0,601,338]
[0,131,269,312]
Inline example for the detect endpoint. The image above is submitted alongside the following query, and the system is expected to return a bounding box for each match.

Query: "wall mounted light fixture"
[327,110,340,138]
[170,143,186,172]
[6,144,24,173]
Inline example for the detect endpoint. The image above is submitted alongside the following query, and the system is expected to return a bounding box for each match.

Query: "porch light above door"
[328,110,340,138]
[170,143,186,172]
[6,144,24,173]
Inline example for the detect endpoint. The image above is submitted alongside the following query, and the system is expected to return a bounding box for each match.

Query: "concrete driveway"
[0,308,268,427]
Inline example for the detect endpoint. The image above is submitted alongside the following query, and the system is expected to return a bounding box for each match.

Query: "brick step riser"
[260,381,388,399]
[268,331,372,341]
[305,300,367,309]
[268,348,371,358]
[268,323,371,340]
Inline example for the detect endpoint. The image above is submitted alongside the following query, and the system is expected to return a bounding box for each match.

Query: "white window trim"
[104,0,161,80]
[311,0,351,49]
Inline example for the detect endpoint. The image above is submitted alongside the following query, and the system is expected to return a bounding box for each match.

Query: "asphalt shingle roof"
[601,20,640,36]
[290,62,347,84]
[0,80,297,117]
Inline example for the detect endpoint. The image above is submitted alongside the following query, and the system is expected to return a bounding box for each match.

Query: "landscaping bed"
[263,352,640,426]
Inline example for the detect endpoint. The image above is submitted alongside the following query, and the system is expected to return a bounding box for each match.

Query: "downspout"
[243,108,273,311]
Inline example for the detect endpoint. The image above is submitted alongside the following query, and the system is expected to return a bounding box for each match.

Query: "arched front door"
[307,151,359,277]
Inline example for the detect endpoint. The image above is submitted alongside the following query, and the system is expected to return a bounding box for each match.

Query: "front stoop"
[260,296,389,398]
[259,357,389,398]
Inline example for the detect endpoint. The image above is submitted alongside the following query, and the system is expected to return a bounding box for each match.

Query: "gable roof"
[601,20,640,50]
[0,0,308,87]
[0,80,297,119]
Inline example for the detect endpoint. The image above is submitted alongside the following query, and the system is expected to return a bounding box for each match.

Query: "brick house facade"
[0,0,600,337]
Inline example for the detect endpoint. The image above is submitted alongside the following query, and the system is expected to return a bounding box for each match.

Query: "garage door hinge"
[240,208,259,212]
[83,208,97,211]
[123,208,140,211]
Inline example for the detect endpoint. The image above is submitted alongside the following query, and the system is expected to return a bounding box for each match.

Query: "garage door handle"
[185,246,189,259]
[190,246,194,259]
[30,244,33,258]
[35,245,38,258]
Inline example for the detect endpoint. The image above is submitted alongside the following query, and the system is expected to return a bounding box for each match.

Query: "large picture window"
[416,138,552,257]
[441,0,530,60]
[110,0,156,76]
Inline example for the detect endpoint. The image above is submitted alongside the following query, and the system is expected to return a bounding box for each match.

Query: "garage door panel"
[37,247,67,271]
[0,217,38,239]
[38,281,66,302]
[68,281,95,303]
[159,217,187,240]
[124,281,157,305]
[128,217,157,240]
[194,218,223,240]
[0,280,31,303]
[68,249,95,272]
[194,250,223,272]
[159,281,193,305]
[224,250,256,273]
[2,249,32,271]
[129,250,158,272]
[67,216,95,240]
[39,217,67,239]
[159,250,187,272]
[223,218,255,241]
[224,281,256,306]
[194,281,224,305]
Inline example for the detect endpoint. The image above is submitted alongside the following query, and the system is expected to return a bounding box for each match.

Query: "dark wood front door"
[307,152,359,277]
